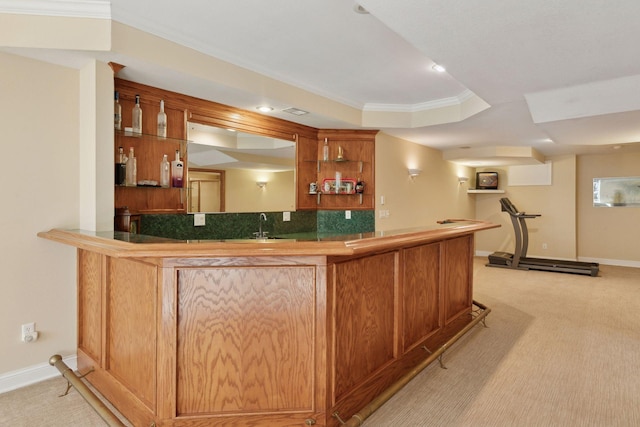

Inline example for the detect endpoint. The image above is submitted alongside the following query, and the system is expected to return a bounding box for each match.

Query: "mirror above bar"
[187,122,296,213]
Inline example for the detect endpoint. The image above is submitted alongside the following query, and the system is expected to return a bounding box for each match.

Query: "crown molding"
[0,0,110,19]
[363,89,477,113]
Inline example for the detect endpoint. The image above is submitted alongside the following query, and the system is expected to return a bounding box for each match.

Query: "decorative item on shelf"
[171,150,184,188]
[115,146,126,185]
[114,91,121,130]
[157,100,167,137]
[132,94,142,134]
[355,179,365,194]
[126,147,137,186]
[309,182,318,194]
[408,168,421,179]
[160,154,170,188]
[336,145,345,161]
[256,181,267,189]
[322,178,357,194]
[335,171,341,194]
[458,176,469,185]
[323,138,329,161]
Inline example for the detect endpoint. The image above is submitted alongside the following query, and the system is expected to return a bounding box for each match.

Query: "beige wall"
[0,52,79,375]
[578,151,640,264]
[375,132,475,230]
[474,156,577,260]
[225,169,295,213]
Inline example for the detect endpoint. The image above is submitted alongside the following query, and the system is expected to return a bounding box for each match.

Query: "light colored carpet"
[363,260,640,426]
[1,259,639,427]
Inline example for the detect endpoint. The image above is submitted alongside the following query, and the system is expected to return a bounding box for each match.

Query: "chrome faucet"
[255,213,268,239]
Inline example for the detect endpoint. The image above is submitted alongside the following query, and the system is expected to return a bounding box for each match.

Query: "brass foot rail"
[334,300,490,427]
[49,355,126,427]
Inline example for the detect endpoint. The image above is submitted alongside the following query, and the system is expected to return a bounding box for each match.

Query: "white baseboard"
[0,354,77,394]
[475,251,640,269]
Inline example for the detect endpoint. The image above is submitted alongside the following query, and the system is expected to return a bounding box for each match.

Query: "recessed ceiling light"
[432,64,446,73]
[256,106,274,113]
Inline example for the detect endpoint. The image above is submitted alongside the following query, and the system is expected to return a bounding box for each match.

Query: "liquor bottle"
[157,100,167,137]
[171,150,184,188]
[115,146,126,185]
[160,154,170,188]
[132,95,142,133]
[323,138,329,162]
[114,91,122,130]
[126,147,137,186]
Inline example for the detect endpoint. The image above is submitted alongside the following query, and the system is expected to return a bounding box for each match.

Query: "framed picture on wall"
[476,172,499,189]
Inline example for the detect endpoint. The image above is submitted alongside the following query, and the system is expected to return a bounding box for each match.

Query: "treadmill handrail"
[501,198,541,219]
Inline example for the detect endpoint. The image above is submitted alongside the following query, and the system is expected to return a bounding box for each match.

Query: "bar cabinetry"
[39,220,496,426]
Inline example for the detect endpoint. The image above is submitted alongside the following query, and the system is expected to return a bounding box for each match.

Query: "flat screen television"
[476,172,499,189]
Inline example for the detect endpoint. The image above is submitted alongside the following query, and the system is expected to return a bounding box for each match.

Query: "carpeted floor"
[1,259,639,426]
[363,260,640,426]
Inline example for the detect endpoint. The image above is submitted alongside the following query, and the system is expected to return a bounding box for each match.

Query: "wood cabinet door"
[175,265,317,417]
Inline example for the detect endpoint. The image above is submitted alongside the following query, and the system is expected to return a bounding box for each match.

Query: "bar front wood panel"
[107,257,158,411]
[332,252,396,402]
[443,234,473,324]
[402,242,441,352]
[175,266,317,416]
[78,249,103,364]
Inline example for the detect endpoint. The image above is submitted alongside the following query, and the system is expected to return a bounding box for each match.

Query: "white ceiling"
[4,0,640,165]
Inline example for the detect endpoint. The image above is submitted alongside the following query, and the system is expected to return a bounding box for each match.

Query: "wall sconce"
[256,181,267,189]
[458,176,469,185]
[408,168,422,179]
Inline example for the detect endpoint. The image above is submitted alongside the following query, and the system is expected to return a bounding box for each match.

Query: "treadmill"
[487,198,599,276]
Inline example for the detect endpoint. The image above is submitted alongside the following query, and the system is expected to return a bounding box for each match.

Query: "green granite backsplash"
[140,210,374,240]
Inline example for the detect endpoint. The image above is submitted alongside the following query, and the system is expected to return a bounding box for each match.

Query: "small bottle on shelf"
[114,91,122,130]
[132,95,142,133]
[323,138,329,162]
[160,154,170,188]
[115,146,126,185]
[157,100,167,137]
[171,150,184,188]
[126,147,137,186]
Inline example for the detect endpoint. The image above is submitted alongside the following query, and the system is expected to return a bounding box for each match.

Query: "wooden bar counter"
[39,219,498,427]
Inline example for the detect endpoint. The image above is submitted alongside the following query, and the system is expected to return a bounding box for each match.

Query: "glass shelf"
[313,192,364,205]
[115,129,190,144]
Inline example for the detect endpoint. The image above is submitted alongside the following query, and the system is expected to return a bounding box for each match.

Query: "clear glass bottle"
[323,138,329,161]
[157,100,167,137]
[114,91,122,130]
[132,94,142,133]
[126,147,137,186]
[171,150,184,188]
[160,154,170,188]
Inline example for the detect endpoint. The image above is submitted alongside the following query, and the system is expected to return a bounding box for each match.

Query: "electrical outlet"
[345,210,351,219]
[194,213,206,226]
[22,322,38,343]
[542,243,548,250]
[283,211,291,222]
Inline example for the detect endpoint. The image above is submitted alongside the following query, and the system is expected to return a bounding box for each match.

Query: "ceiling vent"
[282,107,309,116]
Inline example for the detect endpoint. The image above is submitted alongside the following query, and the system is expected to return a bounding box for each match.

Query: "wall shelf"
[467,189,505,194]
